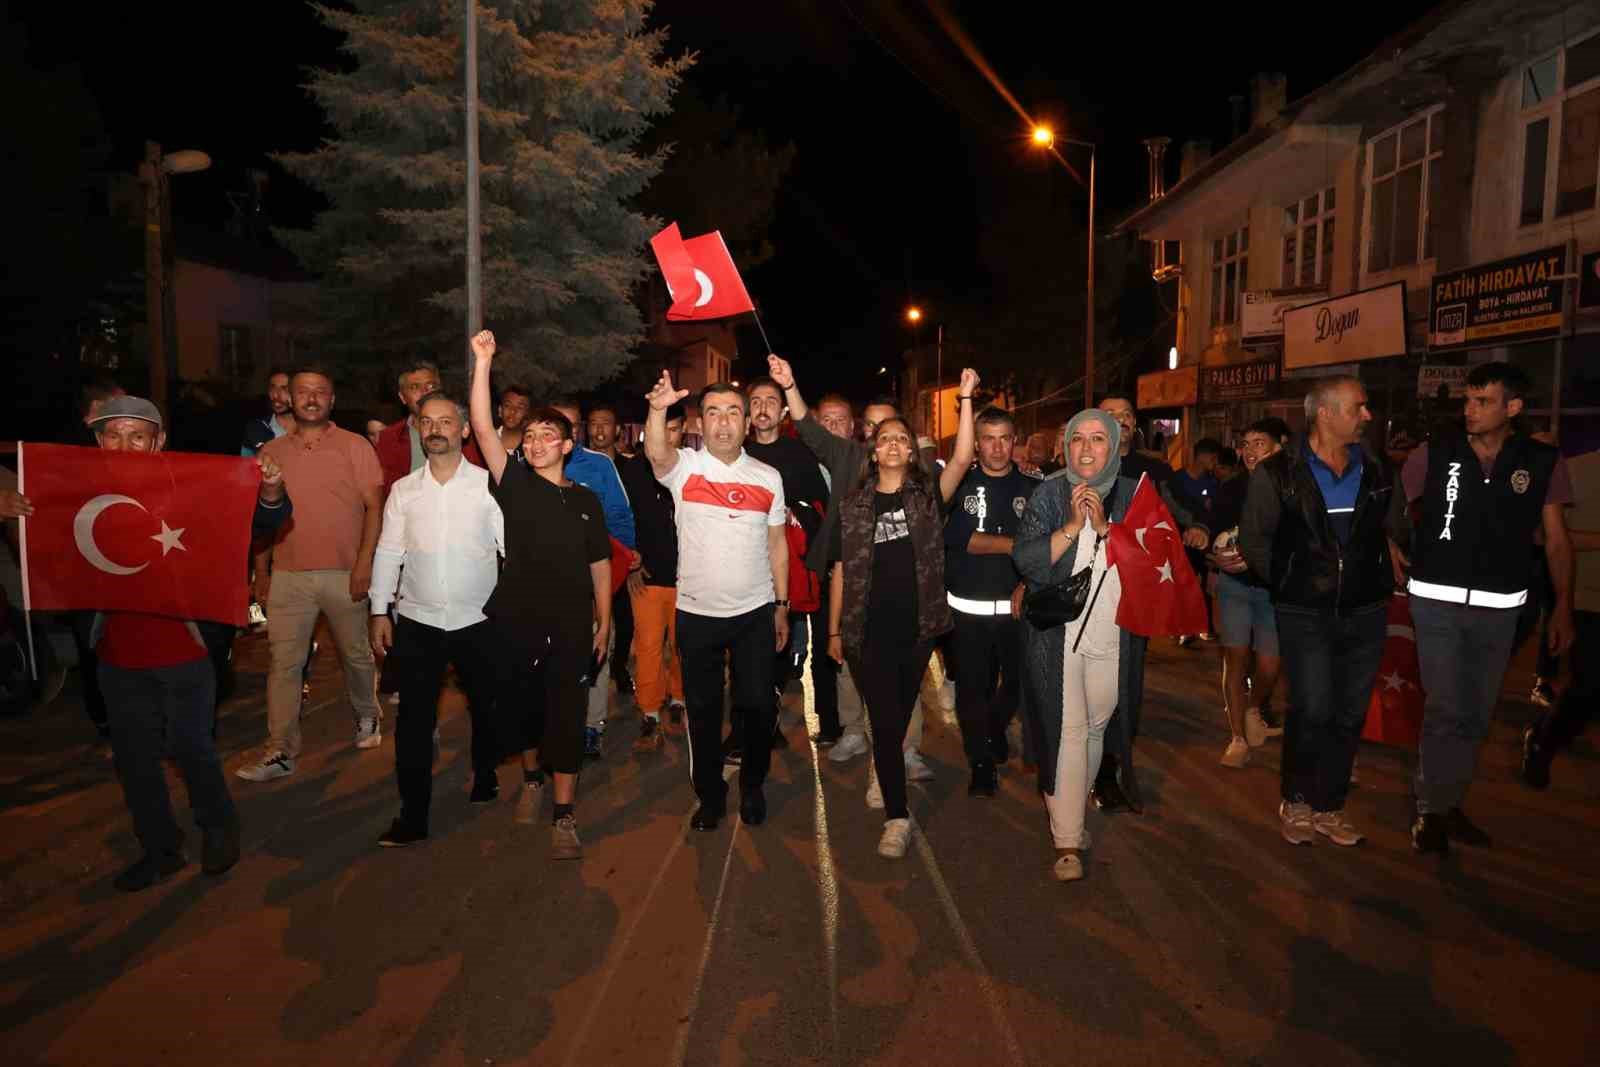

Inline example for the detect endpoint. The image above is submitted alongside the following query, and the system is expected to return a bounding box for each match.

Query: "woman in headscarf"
[1013,408,1143,882]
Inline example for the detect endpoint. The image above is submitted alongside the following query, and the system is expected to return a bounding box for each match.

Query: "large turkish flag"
[1106,474,1210,637]
[20,444,261,626]
[1361,593,1425,749]
[649,222,757,321]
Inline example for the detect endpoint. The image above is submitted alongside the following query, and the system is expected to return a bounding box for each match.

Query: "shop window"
[1365,107,1442,272]
[1520,31,1600,226]
[1282,186,1335,287]
[1210,223,1248,328]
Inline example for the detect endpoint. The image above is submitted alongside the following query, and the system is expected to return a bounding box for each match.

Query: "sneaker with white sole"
[877,817,912,858]
[903,750,934,782]
[1311,809,1364,846]
[514,778,544,824]
[866,775,884,810]
[551,814,582,860]
[1279,800,1315,845]
[237,751,295,781]
[1053,853,1084,882]
[827,731,869,763]
[1244,706,1281,747]
[355,717,382,749]
[1220,736,1250,768]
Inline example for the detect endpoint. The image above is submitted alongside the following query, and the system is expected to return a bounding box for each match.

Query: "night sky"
[11,0,1441,398]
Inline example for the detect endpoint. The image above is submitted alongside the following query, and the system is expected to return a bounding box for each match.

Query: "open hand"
[647,369,689,411]
[827,634,844,665]
[369,616,393,658]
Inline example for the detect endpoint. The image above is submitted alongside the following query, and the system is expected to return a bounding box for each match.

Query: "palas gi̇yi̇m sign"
[1429,245,1566,351]
[1201,357,1281,403]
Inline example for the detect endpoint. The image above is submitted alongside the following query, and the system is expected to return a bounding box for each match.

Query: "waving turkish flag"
[20,444,261,626]
[649,222,757,321]
[1105,474,1210,637]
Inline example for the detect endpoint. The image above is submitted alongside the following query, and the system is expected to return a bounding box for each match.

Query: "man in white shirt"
[369,392,506,847]
[644,370,789,831]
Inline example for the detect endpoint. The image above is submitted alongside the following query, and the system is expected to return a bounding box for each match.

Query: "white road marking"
[669,764,741,1067]
[800,657,844,1059]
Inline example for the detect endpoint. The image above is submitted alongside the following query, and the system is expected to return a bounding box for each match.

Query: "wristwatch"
[774,599,790,608]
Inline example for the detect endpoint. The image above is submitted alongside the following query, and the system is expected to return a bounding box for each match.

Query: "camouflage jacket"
[838,477,953,655]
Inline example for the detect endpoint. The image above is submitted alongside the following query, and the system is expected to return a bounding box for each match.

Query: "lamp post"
[465,0,483,380]
[1031,125,1096,410]
[905,305,945,453]
[138,142,211,416]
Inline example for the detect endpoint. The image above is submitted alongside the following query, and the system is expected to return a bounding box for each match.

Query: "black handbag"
[1022,531,1105,630]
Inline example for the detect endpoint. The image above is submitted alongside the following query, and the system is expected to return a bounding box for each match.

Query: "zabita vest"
[1408,432,1557,608]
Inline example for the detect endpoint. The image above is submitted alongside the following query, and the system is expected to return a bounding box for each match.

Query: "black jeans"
[849,638,933,821]
[101,657,233,856]
[1276,605,1386,812]
[69,611,107,733]
[811,580,841,737]
[950,611,1022,767]
[391,616,503,832]
[678,605,776,810]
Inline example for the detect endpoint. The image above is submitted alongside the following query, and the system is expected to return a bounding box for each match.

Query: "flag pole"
[464,0,483,380]
[750,308,774,355]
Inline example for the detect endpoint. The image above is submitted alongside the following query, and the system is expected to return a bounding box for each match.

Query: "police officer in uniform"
[1398,362,1576,854]
[944,405,1039,796]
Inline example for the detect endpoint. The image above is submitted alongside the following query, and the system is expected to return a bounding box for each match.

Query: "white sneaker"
[1244,707,1280,747]
[903,750,934,782]
[866,775,884,810]
[1220,736,1250,768]
[877,817,912,858]
[355,717,382,749]
[827,731,869,763]
[237,751,295,781]
[1279,800,1315,845]
[1053,853,1084,882]
[1311,809,1364,846]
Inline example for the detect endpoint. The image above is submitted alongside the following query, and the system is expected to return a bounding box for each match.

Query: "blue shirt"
[564,446,636,549]
[1304,441,1364,544]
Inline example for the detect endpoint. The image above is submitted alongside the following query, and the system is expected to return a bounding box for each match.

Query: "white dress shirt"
[371,458,504,631]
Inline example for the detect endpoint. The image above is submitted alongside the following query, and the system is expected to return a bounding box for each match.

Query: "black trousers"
[949,610,1023,767]
[811,579,841,736]
[69,611,107,733]
[501,624,590,776]
[679,606,776,810]
[391,616,502,832]
[849,638,933,821]
[1535,609,1599,754]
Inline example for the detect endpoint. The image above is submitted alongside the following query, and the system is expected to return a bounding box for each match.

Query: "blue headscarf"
[1060,408,1122,498]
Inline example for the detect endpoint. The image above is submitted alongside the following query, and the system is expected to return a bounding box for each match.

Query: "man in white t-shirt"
[644,370,789,832]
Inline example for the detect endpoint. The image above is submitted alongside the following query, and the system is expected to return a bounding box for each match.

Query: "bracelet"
[774,599,789,608]
[828,632,841,637]
[958,395,974,401]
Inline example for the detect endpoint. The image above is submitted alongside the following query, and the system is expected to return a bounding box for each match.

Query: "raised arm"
[768,353,809,422]
[939,367,980,504]
[468,329,509,485]
[644,369,689,481]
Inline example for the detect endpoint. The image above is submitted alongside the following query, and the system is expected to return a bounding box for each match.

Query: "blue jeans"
[101,658,234,856]
[1276,606,1385,812]
[1410,596,1521,814]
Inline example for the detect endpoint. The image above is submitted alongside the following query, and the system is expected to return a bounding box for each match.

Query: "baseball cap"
[87,396,164,429]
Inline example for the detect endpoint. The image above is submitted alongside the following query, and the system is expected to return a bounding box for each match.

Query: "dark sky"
[12,0,1441,393]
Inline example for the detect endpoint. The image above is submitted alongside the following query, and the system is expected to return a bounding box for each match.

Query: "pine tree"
[277,0,690,392]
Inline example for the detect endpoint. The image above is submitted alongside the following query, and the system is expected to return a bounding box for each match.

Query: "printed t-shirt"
[944,465,1037,599]
[658,447,785,618]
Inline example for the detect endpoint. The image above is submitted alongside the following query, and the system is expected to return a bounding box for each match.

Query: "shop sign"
[1284,282,1409,369]
[1417,364,1468,399]
[1201,357,1280,403]
[1137,365,1199,409]
[1429,245,1566,350]
[1241,288,1324,346]
[1580,250,1600,312]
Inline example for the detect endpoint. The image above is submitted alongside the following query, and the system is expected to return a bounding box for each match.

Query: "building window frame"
[1518,29,1600,228]
[1209,222,1249,329]
[1361,104,1444,276]
[1282,185,1336,288]
[219,323,254,385]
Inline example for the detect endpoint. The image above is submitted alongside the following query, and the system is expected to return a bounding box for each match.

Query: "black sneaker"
[1411,813,1449,855]
[469,776,500,804]
[201,815,241,876]
[968,761,998,798]
[114,850,186,892]
[378,818,428,847]
[633,715,663,752]
[690,804,724,832]
[1521,720,1553,789]
[1445,807,1491,848]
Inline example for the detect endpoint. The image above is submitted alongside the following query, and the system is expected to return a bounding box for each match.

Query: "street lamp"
[1030,123,1096,410]
[906,306,923,324]
[139,142,211,416]
[904,304,945,454]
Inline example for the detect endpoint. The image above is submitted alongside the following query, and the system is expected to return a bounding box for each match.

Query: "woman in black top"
[826,369,978,858]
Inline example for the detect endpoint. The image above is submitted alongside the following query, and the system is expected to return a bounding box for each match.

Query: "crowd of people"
[2,343,1594,892]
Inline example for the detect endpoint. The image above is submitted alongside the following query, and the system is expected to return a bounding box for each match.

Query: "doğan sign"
[1283,282,1409,369]
[1429,245,1566,351]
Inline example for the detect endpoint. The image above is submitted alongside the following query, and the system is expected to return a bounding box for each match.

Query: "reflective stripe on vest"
[1407,577,1527,609]
[948,593,1014,616]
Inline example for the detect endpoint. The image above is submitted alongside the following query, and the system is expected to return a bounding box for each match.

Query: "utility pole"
[1085,146,1096,410]
[465,0,483,381]
[139,141,169,414]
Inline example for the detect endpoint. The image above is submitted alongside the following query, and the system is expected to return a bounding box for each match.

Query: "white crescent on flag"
[72,495,149,576]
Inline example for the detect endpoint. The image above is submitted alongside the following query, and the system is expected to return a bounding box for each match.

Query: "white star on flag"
[1157,559,1173,583]
[150,520,188,556]
[1382,670,1407,691]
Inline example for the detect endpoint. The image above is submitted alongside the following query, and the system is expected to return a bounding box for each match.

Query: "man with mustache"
[368,392,506,846]
[239,365,387,781]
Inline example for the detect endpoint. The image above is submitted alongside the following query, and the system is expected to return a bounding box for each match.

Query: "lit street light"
[904,304,945,454]
[1030,123,1096,409]
[906,306,923,323]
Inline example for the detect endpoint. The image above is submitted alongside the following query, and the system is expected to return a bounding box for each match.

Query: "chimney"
[1179,139,1212,181]
[1141,137,1171,202]
[1251,72,1287,128]
[1228,94,1246,140]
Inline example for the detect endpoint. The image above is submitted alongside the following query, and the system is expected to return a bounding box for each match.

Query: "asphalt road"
[1,630,1596,1066]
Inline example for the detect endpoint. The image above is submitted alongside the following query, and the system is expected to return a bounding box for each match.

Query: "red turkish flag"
[20,444,262,626]
[649,222,756,321]
[1361,593,1425,749]
[1105,474,1210,637]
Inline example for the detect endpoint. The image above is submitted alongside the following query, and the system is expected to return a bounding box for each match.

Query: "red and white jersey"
[659,447,786,617]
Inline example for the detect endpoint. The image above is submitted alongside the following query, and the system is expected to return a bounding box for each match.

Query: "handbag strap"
[1070,532,1109,653]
